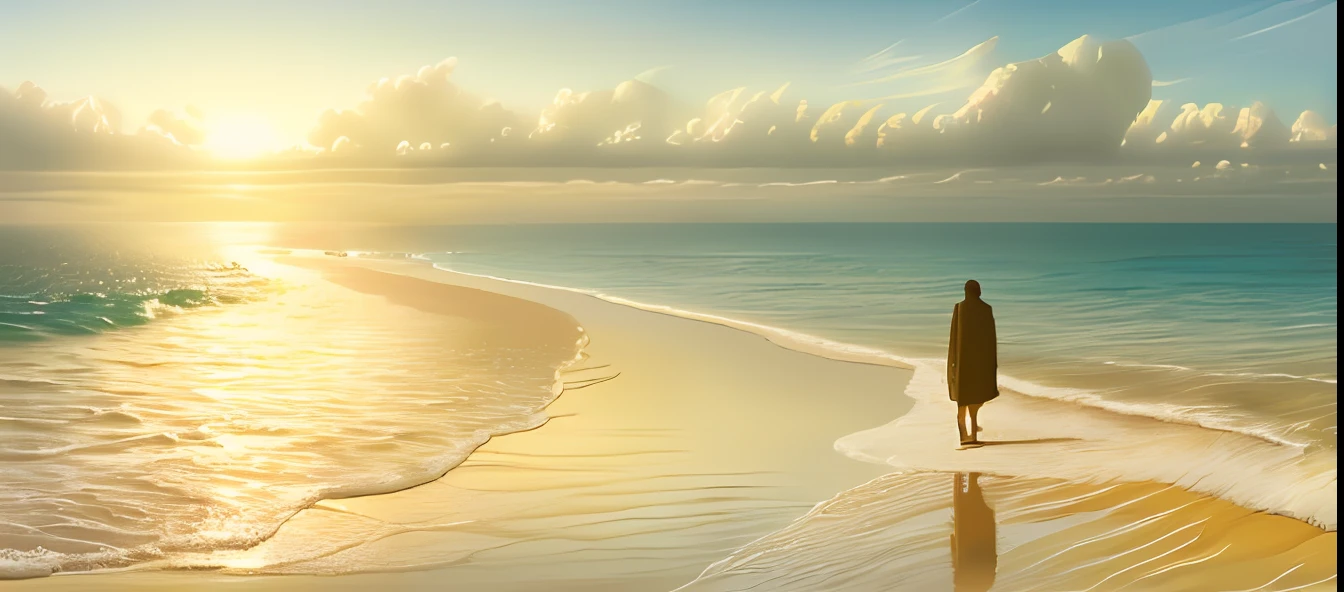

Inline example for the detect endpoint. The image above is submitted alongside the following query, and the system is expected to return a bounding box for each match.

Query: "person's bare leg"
[968,404,983,442]
[957,405,969,444]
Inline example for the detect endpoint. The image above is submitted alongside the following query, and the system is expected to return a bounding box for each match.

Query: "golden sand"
[684,472,1335,591]
[13,255,1334,591]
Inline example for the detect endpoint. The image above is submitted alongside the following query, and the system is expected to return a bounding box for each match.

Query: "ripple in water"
[0,229,581,578]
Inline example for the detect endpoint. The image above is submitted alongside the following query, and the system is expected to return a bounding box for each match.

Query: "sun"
[204,114,280,160]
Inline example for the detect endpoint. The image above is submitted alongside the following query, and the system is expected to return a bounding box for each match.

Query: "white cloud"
[3,38,1336,171]
[1291,110,1337,143]
[871,104,947,151]
[1124,99,1171,146]
[287,40,1336,167]
[1232,102,1290,148]
[852,54,924,76]
[1157,103,1239,146]
[1144,102,1290,150]
[1,81,199,169]
[146,108,206,146]
[855,36,999,88]
[307,57,523,156]
[933,0,982,24]
[529,79,678,149]
[1231,1,1333,41]
[943,35,1153,159]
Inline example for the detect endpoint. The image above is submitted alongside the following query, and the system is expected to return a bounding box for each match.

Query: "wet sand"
[682,472,1336,591]
[13,255,910,590]
[12,255,1336,591]
[837,361,1338,531]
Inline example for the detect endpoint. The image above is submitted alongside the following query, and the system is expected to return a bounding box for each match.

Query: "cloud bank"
[1,35,1336,171]
[307,35,1160,166]
[1,82,205,170]
[307,57,525,157]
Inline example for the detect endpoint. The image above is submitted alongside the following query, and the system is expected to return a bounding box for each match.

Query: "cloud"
[664,83,815,161]
[2,37,1335,172]
[1151,78,1191,87]
[1158,103,1241,146]
[844,104,887,147]
[1231,102,1290,148]
[858,41,904,66]
[1,81,199,170]
[874,104,944,149]
[810,101,867,145]
[939,35,1153,159]
[1291,110,1337,143]
[330,135,353,153]
[854,36,999,87]
[146,108,206,146]
[852,53,925,76]
[633,65,675,84]
[1123,0,1335,104]
[1138,101,1291,150]
[933,0,982,24]
[1124,100,1171,146]
[1125,1,1268,42]
[1113,100,1338,169]
[660,35,1166,164]
[307,57,524,156]
[1231,1,1334,41]
[531,78,679,149]
[2,81,121,138]
[1125,0,1326,45]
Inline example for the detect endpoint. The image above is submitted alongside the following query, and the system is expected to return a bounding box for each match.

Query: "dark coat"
[948,298,998,406]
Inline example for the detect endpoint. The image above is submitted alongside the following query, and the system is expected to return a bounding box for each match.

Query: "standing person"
[948,280,998,445]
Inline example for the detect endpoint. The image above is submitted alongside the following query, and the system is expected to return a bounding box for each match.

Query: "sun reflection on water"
[0,237,579,576]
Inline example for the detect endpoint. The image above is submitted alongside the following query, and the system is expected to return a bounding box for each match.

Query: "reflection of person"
[948,280,999,445]
[951,472,997,592]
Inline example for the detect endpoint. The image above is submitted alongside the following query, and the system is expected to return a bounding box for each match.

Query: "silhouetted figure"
[951,472,997,592]
[948,280,998,445]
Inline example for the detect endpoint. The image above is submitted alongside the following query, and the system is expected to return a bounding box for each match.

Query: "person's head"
[964,280,981,299]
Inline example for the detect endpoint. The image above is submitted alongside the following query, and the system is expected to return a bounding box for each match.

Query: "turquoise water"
[0,222,1336,576]
[0,225,580,578]
[301,223,1337,454]
[0,227,265,340]
[5,223,1336,454]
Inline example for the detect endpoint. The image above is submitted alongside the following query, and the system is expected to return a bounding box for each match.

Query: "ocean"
[0,222,1336,577]
[0,224,580,577]
[388,223,1336,449]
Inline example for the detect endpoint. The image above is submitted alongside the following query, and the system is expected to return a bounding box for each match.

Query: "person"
[948,280,998,445]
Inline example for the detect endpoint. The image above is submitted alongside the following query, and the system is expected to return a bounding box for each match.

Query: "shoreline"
[10,253,1335,590]
[0,253,589,581]
[426,259,1325,451]
[421,258,1336,530]
[12,253,913,589]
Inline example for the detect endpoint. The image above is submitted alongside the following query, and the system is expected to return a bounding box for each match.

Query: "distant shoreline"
[0,167,1335,225]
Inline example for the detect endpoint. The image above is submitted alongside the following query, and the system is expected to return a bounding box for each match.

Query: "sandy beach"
[4,2,1337,589]
[10,254,1335,591]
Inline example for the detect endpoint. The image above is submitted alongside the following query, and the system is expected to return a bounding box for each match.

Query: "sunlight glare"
[205,114,281,160]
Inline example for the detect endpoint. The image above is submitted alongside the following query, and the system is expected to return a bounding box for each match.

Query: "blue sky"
[1,0,1335,146]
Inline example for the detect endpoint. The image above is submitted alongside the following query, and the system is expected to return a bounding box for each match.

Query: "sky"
[1,0,1337,150]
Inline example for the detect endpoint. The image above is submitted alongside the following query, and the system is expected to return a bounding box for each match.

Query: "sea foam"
[428,261,1338,530]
